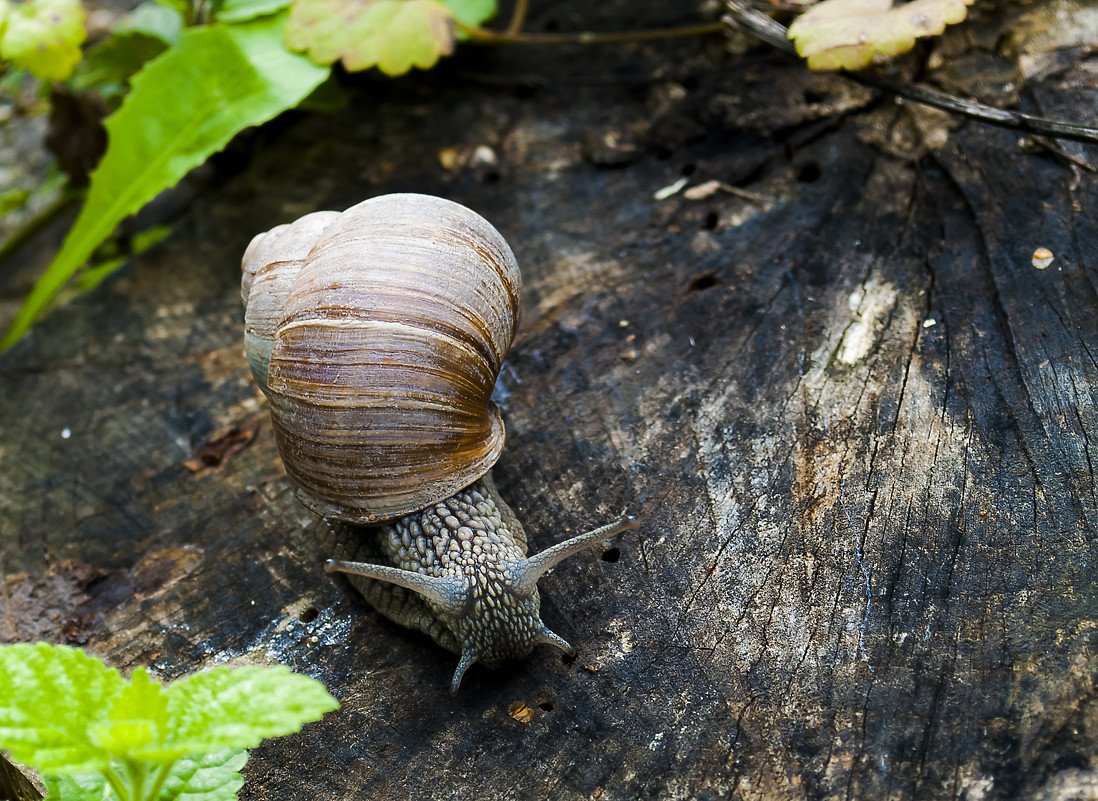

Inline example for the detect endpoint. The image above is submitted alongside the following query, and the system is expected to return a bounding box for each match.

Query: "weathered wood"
[2,3,1097,799]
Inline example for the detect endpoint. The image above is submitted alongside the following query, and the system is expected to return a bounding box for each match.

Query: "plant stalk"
[459,20,726,46]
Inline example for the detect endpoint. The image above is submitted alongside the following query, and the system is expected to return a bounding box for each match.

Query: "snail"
[241,193,638,693]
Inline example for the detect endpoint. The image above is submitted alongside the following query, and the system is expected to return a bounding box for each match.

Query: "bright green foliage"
[284,0,497,75]
[71,3,183,93]
[151,0,192,25]
[0,12,329,350]
[215,0,293,23]
[121,2,184,44]
[42,749,249,801]
[0,187,31,213]
[164,666,343,753]
[0,643,338,801]
[0,642,126,774]
[132,224,174,254]
[73,31,170,92]
[146,750,249,801]
[42,772,110,800]
[0,0,87,80]
[788,0,974,70]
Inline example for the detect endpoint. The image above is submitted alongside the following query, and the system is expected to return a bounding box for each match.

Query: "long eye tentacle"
[324,559,467,617]
[513,515,641,596]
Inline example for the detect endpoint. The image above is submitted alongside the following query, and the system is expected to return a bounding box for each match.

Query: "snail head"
[325,514,639,694]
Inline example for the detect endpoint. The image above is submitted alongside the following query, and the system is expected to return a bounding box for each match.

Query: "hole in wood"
[797,163,822,183]
[687,272,718,292]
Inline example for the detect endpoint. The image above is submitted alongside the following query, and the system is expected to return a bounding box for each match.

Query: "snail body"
[242,194,637,692]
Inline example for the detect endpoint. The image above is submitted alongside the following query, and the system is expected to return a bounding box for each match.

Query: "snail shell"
[242,193,520,524]
[242,193,637,693]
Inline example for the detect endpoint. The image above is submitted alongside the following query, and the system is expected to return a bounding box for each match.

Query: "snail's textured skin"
[319,475,550,666]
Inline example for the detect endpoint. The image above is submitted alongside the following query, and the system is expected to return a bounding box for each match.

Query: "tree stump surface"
[2,4,1097,799]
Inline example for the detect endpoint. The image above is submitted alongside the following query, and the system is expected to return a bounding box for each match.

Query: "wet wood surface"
[2,2,1098,799]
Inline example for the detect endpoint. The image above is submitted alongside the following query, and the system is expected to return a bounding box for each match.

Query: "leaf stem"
[504,0,529,36]
[144,761,175,801]
[124,759,147,801]
[103,765,132,801]
[458,20,726,46]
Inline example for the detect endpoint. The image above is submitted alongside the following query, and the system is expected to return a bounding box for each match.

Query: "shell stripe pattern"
[242,194,522,525]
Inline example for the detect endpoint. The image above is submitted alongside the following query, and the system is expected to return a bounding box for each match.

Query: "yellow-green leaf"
[0,0,87,80]
[284,0,494,75]
[788,0,974,71]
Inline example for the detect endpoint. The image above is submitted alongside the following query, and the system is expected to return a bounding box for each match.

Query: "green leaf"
[439,0,494,26]
[42,771,107,801]
[788,0,974,71]
[88,667,175,760]
[0,13,329,351]
[295,72,349,113]
[72,30,170,92]
[158,748,247,801]
[0,643,124,774]
[0,0,87,80]
[216,0,292,23]
[150,0,191,24]
[0,187,31,214]
[121,1,184,44]
[163,666,338,753]
[43,748,246,801]
[74,255,127,292]
[442,0,494,38]
[132,224,173,254]
[285,0,495,75]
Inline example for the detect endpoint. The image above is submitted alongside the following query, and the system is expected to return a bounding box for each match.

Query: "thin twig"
[504,0,529,37]
[1029,135,1096,172]
[459,21,726,46]
[723,0,1098,146]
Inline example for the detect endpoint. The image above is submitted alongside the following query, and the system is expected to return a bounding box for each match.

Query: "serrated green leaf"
[0,13,329,351]
[88,667,177,761]
[162,666,338,753]
[788,0,974,71]
[216,0,292,23]
[0,0,87,80]
[0,643,123,774]
[42,771,108,801]
[42,748,246,801]
[285,0,456,75]
[160,749,246,801]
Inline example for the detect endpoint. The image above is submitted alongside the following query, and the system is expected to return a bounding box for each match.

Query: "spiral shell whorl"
[241,194,521,524]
